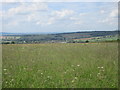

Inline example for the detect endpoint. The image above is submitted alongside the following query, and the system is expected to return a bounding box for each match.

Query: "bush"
[11,41,15,44]
[85,40,89,43]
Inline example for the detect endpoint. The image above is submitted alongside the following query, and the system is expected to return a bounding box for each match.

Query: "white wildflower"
[98,66,104,69]
[102,70,105,71]
[97,73,100,76]
[11,79,14,81]
[98,73,100,75]
[71,65,74,67]
[38,70,40,72]
[71,80,74,83]
[75,77,78,80]
[3,69,7,71]
[47,76,50,78]
[64,72,66,74]
[77,65,80,67]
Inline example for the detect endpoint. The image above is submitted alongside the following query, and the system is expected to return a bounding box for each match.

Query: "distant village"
[0,31,119,44]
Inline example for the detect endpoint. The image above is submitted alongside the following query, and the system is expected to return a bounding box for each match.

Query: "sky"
[0,2,118,33]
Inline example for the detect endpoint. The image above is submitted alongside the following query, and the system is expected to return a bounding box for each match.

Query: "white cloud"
[4,3,48,18]
[27,13,36,21]
[2,0,119,2]
[47,17,55,24]
[27,12,43,22]
[69,13,87,25]
[2,2,118,32]
[70,17,82,25]
[3,3,48,26]
[79,13,88,16]
[35,9,75,26]
[100,10,105,14]
[110,9,118,18]
[74,21,82,25]
[98,18,110,23]
[0,11,2,17]
[36,17,55,26]
[70,17,77,20]
[3,0,25,2]
[51,9,74,18]
[7,21,18,26]
[98,17,117,25]
[98,7,118,25]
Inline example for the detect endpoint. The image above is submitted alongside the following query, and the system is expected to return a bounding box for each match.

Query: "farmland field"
[2,43,118,88]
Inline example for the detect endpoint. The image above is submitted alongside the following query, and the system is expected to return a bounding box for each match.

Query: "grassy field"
[2,43,118,88]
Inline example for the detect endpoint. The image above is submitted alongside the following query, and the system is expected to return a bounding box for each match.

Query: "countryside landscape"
[1,2,119,88]
[1,31,119,88]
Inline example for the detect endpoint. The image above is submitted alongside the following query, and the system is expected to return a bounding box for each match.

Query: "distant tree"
[2,42,10,44]
[11,41,15,44]
[85,40,89,43]
[117,39,120,41]
[73,41,76,43]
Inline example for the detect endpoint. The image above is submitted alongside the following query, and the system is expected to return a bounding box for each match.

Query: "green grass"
[89,35,118,42]
[2,43,118,88]
[74,35,118,43]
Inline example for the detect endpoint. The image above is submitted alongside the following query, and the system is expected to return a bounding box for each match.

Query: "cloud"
[98,18,115,24]
[35,9,75,26]
[0,11,2,17]
[4,3,48,18]
[2,0,119,2]
[2,2,118,32]
[36,17,55,26]
[98,8,118,25]
[51,9,74,18]
[7,21,18,26]
[74,21,82,25]
[3,0,24,2]
[3,3,48,26]
[100,10,105,14]
[110,9,118,18]
[69,13,88,25]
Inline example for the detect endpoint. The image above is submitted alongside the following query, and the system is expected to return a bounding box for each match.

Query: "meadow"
[2,43,118,88]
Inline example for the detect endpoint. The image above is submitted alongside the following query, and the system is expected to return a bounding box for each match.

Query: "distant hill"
[1,31,119,36]
[0,32,25,36]
[1,31,119,44]
[0,32,59,36]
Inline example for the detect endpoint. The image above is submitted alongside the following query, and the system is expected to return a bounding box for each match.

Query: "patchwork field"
[2,43,118,88]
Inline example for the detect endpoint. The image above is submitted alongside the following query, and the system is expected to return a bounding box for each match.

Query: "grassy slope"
[2,31,118,43]
[73,35,118,43]
[2,43,118,88]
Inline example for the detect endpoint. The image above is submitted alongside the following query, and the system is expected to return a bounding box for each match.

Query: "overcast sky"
[1,2,118,33]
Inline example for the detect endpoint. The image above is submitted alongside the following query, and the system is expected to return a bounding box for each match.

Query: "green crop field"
[2,43,118,88]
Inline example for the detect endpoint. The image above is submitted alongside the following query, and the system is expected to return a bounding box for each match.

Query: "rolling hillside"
[1,31,119,44]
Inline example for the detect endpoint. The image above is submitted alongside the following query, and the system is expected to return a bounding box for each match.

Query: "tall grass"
[2,43,118,88]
